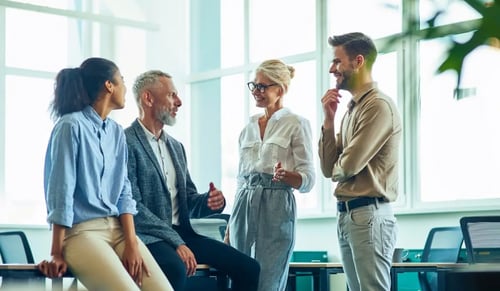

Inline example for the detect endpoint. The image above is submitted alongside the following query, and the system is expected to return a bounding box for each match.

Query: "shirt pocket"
[263,136,290,165]
[240,140,260,166]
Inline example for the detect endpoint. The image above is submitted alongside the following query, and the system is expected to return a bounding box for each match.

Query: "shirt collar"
[137,118,164,142]
[251,107,291,122]
[82,106,108,132]
[351,82,378,105]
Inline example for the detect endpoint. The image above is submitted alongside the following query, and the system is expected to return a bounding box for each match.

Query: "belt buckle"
[337,200,348,212]
[345,200,352,212]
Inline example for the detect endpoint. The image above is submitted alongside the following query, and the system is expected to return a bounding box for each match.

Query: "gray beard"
[158,111,176,126]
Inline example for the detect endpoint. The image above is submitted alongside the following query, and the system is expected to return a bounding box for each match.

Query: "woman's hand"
[122,242,150,287]
[37,254,67,278]
[272,161,285,182]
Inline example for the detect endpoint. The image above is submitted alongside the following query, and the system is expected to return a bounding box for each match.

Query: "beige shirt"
[318,83,402,202]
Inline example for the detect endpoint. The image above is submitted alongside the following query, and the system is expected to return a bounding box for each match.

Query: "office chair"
[0,231,79,290]
[191,213,230,241]
[188,214,231,291]
[0,231,45,288]
[206,213,230,240]
[418,226,463,291]
[460,216,500,263]
[0,231,35,264]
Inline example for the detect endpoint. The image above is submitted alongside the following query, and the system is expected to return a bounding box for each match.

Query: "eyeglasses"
[247,82,278,93]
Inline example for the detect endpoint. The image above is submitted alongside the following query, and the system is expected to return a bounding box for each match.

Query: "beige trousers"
[63,217,173,291]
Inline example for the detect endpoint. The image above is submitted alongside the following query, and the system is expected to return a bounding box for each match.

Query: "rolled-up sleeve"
[318,126,342,179]
[294,118,315,193]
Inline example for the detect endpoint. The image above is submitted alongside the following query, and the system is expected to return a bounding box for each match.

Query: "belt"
[337,197,385,212]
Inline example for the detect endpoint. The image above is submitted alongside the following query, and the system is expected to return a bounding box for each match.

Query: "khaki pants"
[64,217,173,291]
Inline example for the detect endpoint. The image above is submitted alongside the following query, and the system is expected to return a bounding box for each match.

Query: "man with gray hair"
[125,70,260,291]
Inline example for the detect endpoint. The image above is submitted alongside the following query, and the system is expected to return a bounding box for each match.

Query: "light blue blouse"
[44,106,137,227]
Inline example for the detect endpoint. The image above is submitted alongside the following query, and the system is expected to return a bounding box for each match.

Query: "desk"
[440,263,500,291]
[287,262,343,291]
[0,263,76,290]
[391,262,467,291]
[287,262,472,291]
[1,263,217,291]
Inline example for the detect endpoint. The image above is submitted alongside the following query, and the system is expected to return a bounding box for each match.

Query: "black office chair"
[418,226,463,291]
[460,216,500,263]
[0,231,45,289]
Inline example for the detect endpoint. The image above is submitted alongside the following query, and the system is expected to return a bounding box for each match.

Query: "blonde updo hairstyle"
[255,59,295,95]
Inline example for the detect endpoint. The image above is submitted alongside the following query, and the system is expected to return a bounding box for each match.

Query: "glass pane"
[111,26,147,127]
[221,74,247,212]
[221,0,244,68]
[249,0,315,62]
[419,39,500,201]
[284,61,320,214]
[2,76,54,224]
[15,0,71,9]
[420,0,481,29]
[373,51,399,104]
[329,0,401,39]
[190,0,221,73]
[5,8,78,71]
[99,0,147,21]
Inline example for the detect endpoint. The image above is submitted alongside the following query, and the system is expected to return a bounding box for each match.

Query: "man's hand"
[207,182,225,210]
[321,88,342,129]
[176,244,197,276]
[223,225,230,245]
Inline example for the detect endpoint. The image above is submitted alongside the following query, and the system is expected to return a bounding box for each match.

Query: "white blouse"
[237,107,315,193]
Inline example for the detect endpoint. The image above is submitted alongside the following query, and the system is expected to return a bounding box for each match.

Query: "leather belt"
[337,197,385,212]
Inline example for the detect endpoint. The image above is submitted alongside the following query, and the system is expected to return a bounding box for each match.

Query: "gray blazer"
[125,120,221,247]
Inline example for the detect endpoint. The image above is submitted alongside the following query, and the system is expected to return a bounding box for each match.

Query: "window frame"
[187,0,500,218]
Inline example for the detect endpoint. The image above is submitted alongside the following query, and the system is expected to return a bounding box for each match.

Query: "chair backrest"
[191,214,230,242]
[418,226,463,291]
[0,231,35,264]
[460,216,500,263]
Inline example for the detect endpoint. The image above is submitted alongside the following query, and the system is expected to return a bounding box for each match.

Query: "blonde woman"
[228,59,315,291]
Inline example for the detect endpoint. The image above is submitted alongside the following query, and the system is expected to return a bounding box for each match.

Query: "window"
[1,0,497,225]
[419,40,500,203]
[189,0,325,216]
[0,0,153,224]
[416,0,500,208]
[189,0,500,216]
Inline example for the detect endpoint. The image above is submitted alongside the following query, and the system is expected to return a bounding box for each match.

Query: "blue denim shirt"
[44,106,137,227]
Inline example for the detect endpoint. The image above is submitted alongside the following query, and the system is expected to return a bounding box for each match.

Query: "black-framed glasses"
[247,81,278,93]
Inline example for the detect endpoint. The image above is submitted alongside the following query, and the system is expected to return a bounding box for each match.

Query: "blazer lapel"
[132,120,168,188]
[164,135,190,224]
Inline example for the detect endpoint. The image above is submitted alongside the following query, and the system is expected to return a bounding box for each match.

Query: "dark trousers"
[147,226,260,291]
